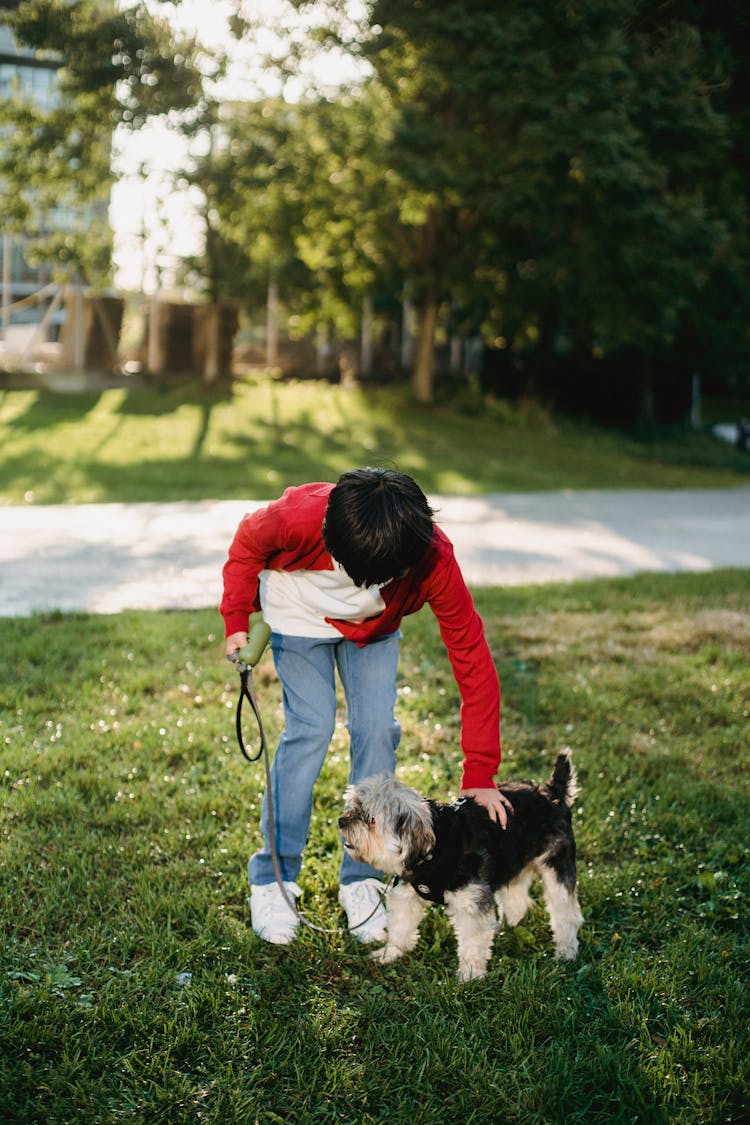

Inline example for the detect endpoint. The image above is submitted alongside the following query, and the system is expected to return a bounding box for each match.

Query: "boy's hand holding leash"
[226,631,248,657]
[226,612,272,668]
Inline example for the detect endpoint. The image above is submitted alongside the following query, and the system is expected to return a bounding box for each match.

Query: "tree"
[362,1,741,417]
[181,96,319,344]
[650,0,750,398]
[354,3,518,401]
[175,0,748,415]
[0,0,206,284]
[224,0,511,398]
[274,88,404,342]
[186,88,404,369]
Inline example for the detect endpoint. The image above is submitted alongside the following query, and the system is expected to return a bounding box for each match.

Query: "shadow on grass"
[206,922,669,1122]
[112,378,234,417]
[190,400,214,460]
[5,389,104,430]
[0,442,369,505]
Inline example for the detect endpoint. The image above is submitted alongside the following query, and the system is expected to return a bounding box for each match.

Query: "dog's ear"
[399,805,436,870]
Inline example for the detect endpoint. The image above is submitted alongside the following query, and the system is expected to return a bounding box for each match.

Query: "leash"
[229,634,391,936]
[232,660,267,766]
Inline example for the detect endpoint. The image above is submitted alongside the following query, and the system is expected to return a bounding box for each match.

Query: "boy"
[221,468,510,944]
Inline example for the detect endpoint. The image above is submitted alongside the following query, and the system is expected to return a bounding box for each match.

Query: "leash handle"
[237,612,272,668]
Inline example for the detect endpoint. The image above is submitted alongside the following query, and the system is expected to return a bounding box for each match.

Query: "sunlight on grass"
[1,375,748,504]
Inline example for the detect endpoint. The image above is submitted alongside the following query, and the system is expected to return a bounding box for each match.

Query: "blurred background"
[1,0,749,433]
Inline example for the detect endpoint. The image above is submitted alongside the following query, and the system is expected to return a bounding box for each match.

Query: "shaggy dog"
[338,751,583,981]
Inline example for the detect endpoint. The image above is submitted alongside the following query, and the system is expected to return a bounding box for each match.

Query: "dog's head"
[339,774,436,875]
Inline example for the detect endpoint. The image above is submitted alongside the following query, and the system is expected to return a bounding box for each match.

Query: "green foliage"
[1,572,748,1121]
[0,0,206,283]
[290,88,403,322]
[5,0,750,409]
[181,98,319,309]
[183,86,408,335]
[213,0,750,411]
[7,0,203,120]
[366,1,742,388]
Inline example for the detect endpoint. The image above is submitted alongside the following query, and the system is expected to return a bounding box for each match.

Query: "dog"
[338,750,583,981]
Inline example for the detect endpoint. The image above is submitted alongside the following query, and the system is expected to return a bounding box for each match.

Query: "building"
[1,11,112,359]
[0,19,62,340]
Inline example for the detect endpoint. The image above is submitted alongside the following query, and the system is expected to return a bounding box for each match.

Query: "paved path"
[1,488,748,617]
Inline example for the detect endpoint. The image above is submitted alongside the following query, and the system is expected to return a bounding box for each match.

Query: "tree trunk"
[202,304,220,386]
[449,334,463,377]
[1,233,12,339]
[412,294,439,403]
[690,372,701,429]
[266,277,279,368]
[316,323,330,376]
[360,292,374,378]
[638,367,657,432]
[401,297,415,370]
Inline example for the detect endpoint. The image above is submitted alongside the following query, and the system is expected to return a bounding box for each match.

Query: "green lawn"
[1,572,748,1123]
[1,375,749,504]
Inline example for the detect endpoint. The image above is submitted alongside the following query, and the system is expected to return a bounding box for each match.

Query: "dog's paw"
[369,944,405,965]
[554,944,579,961]
[456,961,488,984]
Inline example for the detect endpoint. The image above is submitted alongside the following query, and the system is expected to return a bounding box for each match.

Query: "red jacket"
[220,482,501,789]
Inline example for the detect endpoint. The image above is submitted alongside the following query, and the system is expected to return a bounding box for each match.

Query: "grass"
[1,373,748,1120]
[0,375,749,504]
[1,571,749,1123]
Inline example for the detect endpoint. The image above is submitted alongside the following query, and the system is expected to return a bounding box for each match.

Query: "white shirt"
[259,561,386,638]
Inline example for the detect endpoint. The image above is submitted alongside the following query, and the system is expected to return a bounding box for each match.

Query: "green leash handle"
[237,611,272,667]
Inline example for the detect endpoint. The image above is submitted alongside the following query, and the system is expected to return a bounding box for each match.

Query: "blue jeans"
[248,630,401,886]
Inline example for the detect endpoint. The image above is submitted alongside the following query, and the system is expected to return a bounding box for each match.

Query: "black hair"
[323,468,435,587]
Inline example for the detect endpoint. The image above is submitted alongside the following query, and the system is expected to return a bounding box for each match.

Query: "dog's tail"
[547,748,579,808]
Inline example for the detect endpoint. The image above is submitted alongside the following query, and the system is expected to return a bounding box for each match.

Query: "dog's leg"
[539,858,583,961]
[445,884,496,982]
[369,881,426,964]
[497,867,534,928]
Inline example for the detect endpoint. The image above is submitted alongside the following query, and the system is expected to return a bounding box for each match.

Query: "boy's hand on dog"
[459,787,513,829]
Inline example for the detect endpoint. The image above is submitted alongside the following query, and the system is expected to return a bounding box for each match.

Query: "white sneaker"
[250,881,301,944]
[339,879,388,943]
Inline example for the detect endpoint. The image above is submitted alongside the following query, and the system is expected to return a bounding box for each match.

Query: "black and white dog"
[339,751,583,981]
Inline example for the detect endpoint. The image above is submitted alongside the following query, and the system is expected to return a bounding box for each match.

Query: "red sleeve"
[219,504,281,636]
[425,541,501,790]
